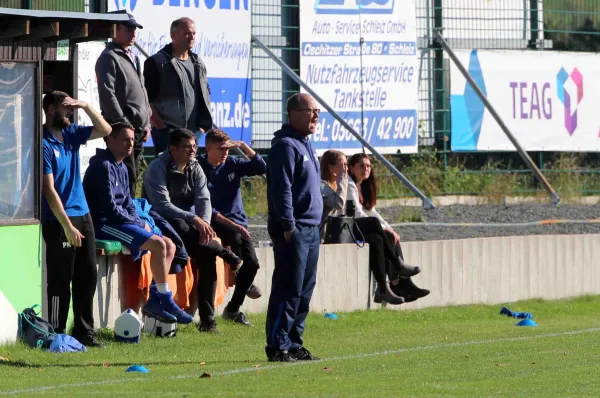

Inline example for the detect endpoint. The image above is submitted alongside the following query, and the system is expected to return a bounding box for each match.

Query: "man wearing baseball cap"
[95,13,151,197]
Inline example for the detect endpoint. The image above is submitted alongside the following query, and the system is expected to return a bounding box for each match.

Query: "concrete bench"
[92,241,373,328]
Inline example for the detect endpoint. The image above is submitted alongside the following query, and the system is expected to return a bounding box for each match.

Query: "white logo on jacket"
[228,172,235,182]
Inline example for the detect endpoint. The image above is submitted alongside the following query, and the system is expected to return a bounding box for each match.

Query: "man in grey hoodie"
[95,13,152,197]
[142,128,241,333]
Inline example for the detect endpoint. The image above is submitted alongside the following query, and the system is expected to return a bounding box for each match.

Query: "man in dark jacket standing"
[82,122,193,325]
[95,13,152,197]
[144,17,213,155]
[265,93,324,362]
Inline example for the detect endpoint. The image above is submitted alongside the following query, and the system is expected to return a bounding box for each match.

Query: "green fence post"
[529,0,539,49]
[433,0,446,169]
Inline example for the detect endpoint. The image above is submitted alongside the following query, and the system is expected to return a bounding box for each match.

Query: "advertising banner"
[110,0,252,144]
[451,50,600,152]
[300,0,419,155]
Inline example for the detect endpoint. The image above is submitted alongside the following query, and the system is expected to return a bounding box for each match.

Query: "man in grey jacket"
[144,17,213,156]
[95,13,152,197]
[142,128,241,333]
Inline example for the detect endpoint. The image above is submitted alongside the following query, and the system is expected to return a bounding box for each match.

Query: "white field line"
[2,327,599,396]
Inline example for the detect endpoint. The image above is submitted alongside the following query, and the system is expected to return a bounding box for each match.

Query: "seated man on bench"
[83,122,192,324]
[199,129,267,327]
[142,128,242,333]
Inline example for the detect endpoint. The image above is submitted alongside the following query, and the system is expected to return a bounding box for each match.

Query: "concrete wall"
[91,234,600,328]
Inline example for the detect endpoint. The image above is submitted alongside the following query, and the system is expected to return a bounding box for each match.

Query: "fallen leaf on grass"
[254,364,261,368]
[200,362,206,366]
[395,354,401,358]
[0,356,9,362]
[323,367,333,372]
[102,363,111,368]
[199,372,212,379]
[531,362,536,365]
[496,364,505,367]
[464,355,469,358]
[257,370,263,374]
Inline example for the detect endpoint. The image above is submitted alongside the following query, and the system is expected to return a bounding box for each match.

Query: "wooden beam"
[48,20,88,42]
[0,19,30,39]
[28,20,59,41]
[72,22,115,43]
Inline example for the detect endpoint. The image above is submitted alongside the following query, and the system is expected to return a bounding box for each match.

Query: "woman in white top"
[348,153,430,304]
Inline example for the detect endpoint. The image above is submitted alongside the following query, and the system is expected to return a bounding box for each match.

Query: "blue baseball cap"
[122,13,143,29]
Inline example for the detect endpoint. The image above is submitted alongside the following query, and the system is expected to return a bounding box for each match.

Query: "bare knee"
[142,235,166,254]
[163,237,175,256]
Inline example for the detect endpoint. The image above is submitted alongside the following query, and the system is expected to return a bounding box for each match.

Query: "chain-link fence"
[250,0,600,198]
[0,0,86,11]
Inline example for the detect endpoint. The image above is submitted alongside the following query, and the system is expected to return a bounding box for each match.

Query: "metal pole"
[434,31,560,205]
[252,34,436,210]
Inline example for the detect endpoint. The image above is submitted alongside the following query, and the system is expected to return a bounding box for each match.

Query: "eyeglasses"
[179,144,197,151]
[293,108,321,116]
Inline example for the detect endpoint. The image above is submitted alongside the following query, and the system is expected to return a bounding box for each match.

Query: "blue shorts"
[96,223,155,261]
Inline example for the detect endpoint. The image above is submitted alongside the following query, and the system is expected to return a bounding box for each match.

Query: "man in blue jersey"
[199,129,266,327]
[42,91,112,347]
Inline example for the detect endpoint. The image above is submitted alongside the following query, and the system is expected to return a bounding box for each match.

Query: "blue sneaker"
[142,289,177,324]
[157,290,194,325]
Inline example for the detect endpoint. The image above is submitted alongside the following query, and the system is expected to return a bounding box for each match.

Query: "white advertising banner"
[109,0,252,143]
[451,50,600,152]
[300,0,419,155]
[76,42,107,176]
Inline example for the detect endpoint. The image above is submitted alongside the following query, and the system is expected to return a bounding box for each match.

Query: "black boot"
[391,278,430,303]
[374,281,405,305]
[394,257,421,278]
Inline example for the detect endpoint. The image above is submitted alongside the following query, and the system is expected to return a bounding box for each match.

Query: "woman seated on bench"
[320,150,429,304]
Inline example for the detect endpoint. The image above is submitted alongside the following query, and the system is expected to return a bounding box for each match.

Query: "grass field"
[1,296,600,396]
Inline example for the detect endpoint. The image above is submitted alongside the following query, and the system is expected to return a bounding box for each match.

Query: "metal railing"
[248,0,600,198]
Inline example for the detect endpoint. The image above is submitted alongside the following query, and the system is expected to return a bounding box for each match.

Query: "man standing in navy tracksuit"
[199,129,267,327]
[265,93,324,362]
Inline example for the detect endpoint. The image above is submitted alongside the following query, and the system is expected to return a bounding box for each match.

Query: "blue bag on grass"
[48,334,87,353]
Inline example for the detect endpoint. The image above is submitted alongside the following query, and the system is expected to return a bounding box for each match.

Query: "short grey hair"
[286,93,310,114]
[170,17,195,34]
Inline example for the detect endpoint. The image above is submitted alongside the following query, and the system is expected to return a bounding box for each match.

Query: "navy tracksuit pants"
[265,223,320,355]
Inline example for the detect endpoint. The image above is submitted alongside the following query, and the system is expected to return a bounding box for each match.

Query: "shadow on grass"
[0,358,262,369]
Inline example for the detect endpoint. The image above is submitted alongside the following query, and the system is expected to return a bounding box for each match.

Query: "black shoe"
[290,347,320,361]
[220,246,243,272]
[223,310,253,327]
[74,333,105,348]
[391,279,430,303]
[198,321,220,334]
[268,350,297,362]
[246,284,262,299]
[373,282,405,305]
[395,258,421,278]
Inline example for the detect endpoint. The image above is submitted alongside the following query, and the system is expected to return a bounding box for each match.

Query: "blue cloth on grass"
[500,306,533,319]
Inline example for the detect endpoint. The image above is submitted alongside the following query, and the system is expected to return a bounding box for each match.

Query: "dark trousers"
[211,220,260,313]
[168,218,231,324]
[122,128,147,198]
[42,213,97,336]
[265,224,320,355]
[151,127,170,157]
[354,217,400,286]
